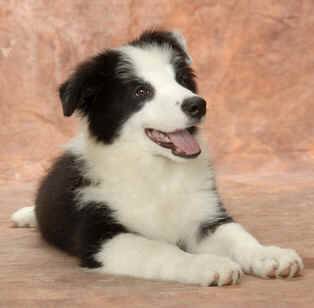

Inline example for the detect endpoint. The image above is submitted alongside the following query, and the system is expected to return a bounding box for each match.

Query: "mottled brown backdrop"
[1,1,314,307]
[1,0,314,183]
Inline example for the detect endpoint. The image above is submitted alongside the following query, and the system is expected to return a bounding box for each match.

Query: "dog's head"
[59,30,206,161]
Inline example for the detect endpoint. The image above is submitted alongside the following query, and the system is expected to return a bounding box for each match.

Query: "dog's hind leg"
[11,206,37,228]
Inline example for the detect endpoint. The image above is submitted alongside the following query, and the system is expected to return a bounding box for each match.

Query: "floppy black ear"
[59,80,76,117]
[59,72,93,117]
[58,67,98,117]
[58,50,120,117]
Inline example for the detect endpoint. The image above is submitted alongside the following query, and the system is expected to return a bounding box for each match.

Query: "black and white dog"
[12,30,303,286]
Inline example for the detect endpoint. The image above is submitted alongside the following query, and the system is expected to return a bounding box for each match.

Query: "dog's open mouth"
[145,127,201,158]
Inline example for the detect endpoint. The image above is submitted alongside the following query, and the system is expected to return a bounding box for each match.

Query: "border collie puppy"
[12,30,303,286]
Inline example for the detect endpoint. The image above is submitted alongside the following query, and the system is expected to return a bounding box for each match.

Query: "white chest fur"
[69,131,220,245]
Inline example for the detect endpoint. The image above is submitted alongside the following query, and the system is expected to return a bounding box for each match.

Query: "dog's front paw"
[184,255,243,286]
[244,246,303,279]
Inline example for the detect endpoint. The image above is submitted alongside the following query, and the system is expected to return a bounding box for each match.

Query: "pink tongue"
[166,129,201,156]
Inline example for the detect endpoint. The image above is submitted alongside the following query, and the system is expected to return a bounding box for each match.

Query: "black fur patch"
[187,126,198,135]
[78,205,127,268]
[198,201,234,241]
[176,239,187,252]
[35,153,128,268]
[58,50,154,144]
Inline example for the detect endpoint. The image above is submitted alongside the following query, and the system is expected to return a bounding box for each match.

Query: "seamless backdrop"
[1,0,314,183]
[1,1,314,307]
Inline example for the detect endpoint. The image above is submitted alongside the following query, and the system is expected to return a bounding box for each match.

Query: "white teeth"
[158,132,170,143]
[146,129,170,144]
[164,135,170,142]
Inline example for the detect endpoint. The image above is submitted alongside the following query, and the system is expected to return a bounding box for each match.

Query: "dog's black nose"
[181,97,206,119]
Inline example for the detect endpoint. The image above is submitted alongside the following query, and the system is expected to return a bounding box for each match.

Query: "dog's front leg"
[94,233,242,286]
[193,222,303,279]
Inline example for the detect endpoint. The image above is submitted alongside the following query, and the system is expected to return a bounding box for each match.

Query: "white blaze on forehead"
[116,43,197,136]
[118,44,176,86]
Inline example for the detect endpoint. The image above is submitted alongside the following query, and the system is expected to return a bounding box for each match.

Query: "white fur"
[69,124,218,246]
[194,223,304,278]
[68,124,303,284]
[113,44,203,163]
[95,233,242,286]
[11,206,37,227]
[118,45,200,135]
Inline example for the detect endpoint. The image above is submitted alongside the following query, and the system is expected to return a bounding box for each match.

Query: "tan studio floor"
[1,173,313,308]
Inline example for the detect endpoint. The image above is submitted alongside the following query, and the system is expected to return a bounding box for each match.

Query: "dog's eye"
[135,85,152,98]
[177,74,187,86]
